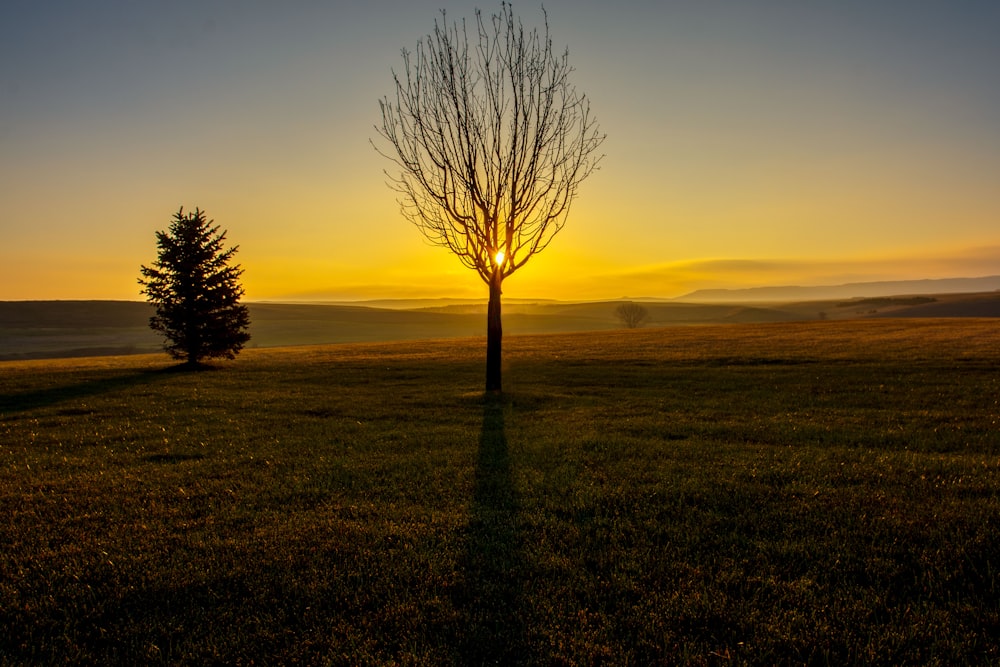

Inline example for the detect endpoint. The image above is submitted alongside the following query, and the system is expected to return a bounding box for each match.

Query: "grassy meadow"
[1,319,998,665]
[6,292,1000,361]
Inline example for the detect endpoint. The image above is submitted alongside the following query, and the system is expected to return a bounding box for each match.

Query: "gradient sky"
[2,1,999,301]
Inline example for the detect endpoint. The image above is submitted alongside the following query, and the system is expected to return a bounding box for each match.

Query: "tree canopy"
[138,207,251,365]
[375,3,604,391]
[615,302,650,329]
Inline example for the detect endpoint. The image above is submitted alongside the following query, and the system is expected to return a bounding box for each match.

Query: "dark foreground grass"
[1,320,998,665]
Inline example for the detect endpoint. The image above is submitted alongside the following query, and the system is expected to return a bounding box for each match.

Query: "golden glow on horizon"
[2,3,999,301]
[4,223,1000,302]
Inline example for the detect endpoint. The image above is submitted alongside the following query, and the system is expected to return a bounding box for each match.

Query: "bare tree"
[375,3,604,392]
[615,302,649,329]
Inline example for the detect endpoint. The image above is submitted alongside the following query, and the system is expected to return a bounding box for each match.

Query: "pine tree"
[139,207,251,365]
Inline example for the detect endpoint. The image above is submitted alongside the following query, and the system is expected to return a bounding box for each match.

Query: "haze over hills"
[297,297,562,311]
[2,276,999,360]
[676,275,1000,303]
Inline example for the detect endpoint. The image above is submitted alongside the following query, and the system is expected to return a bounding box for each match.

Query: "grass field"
[1,319,998,665]
[5,293,1000,361]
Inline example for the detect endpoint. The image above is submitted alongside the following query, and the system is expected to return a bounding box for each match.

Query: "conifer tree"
[139,207,251,365]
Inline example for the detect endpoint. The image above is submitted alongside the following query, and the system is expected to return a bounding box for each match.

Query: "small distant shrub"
[615,302,649,329]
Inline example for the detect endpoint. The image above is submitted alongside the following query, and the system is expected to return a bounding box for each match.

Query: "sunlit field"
[1,320,998,665]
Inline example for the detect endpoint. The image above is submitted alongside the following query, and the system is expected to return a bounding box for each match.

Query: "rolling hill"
[2,288,998,360]
[679,275,1000,303]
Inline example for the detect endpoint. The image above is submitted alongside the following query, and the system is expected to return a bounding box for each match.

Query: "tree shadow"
[0,364,190,415]
[455,394,529,663]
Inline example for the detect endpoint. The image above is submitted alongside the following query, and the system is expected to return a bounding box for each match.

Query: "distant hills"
[2,276,1000,360]
[676,275,1000,303]
[298,297,561,311]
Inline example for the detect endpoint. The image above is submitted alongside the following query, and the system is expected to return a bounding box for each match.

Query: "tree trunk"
[485,270,503,393]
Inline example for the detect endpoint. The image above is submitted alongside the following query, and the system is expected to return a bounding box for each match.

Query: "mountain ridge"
[676,275,1000,303]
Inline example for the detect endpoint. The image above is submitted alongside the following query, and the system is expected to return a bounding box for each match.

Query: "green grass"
[1,319,998,665]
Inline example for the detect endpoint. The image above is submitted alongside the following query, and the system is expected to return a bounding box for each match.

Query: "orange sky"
[2,2,999,302]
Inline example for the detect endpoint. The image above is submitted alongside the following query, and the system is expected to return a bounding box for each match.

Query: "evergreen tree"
[139,207,251,365]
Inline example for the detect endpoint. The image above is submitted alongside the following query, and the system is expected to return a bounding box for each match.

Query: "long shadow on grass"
[455,395,529,663]
[0,364,191,415]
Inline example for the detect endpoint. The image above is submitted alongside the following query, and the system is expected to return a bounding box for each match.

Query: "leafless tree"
[374,3,605,392]
[615,302,649,329]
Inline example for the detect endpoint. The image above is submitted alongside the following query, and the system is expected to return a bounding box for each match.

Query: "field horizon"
[2,319,998,664]
[3,288,1000,362]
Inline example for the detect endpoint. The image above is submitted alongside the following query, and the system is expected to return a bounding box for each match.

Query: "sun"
[495,250,505,266]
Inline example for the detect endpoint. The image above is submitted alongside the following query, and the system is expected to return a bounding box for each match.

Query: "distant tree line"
[835,297,937,309]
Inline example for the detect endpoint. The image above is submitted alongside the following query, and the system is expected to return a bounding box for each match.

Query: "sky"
[2,1,999,302]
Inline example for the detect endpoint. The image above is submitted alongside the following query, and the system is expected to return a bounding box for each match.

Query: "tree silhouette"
[375,3,604,392]
[615,302,649,329]
[139,207,251,365]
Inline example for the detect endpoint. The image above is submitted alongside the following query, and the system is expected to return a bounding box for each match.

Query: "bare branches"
[615,302,650,329]
[374,3,605,286]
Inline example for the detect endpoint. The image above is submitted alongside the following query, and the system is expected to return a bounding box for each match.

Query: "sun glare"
[495,250,505,266]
